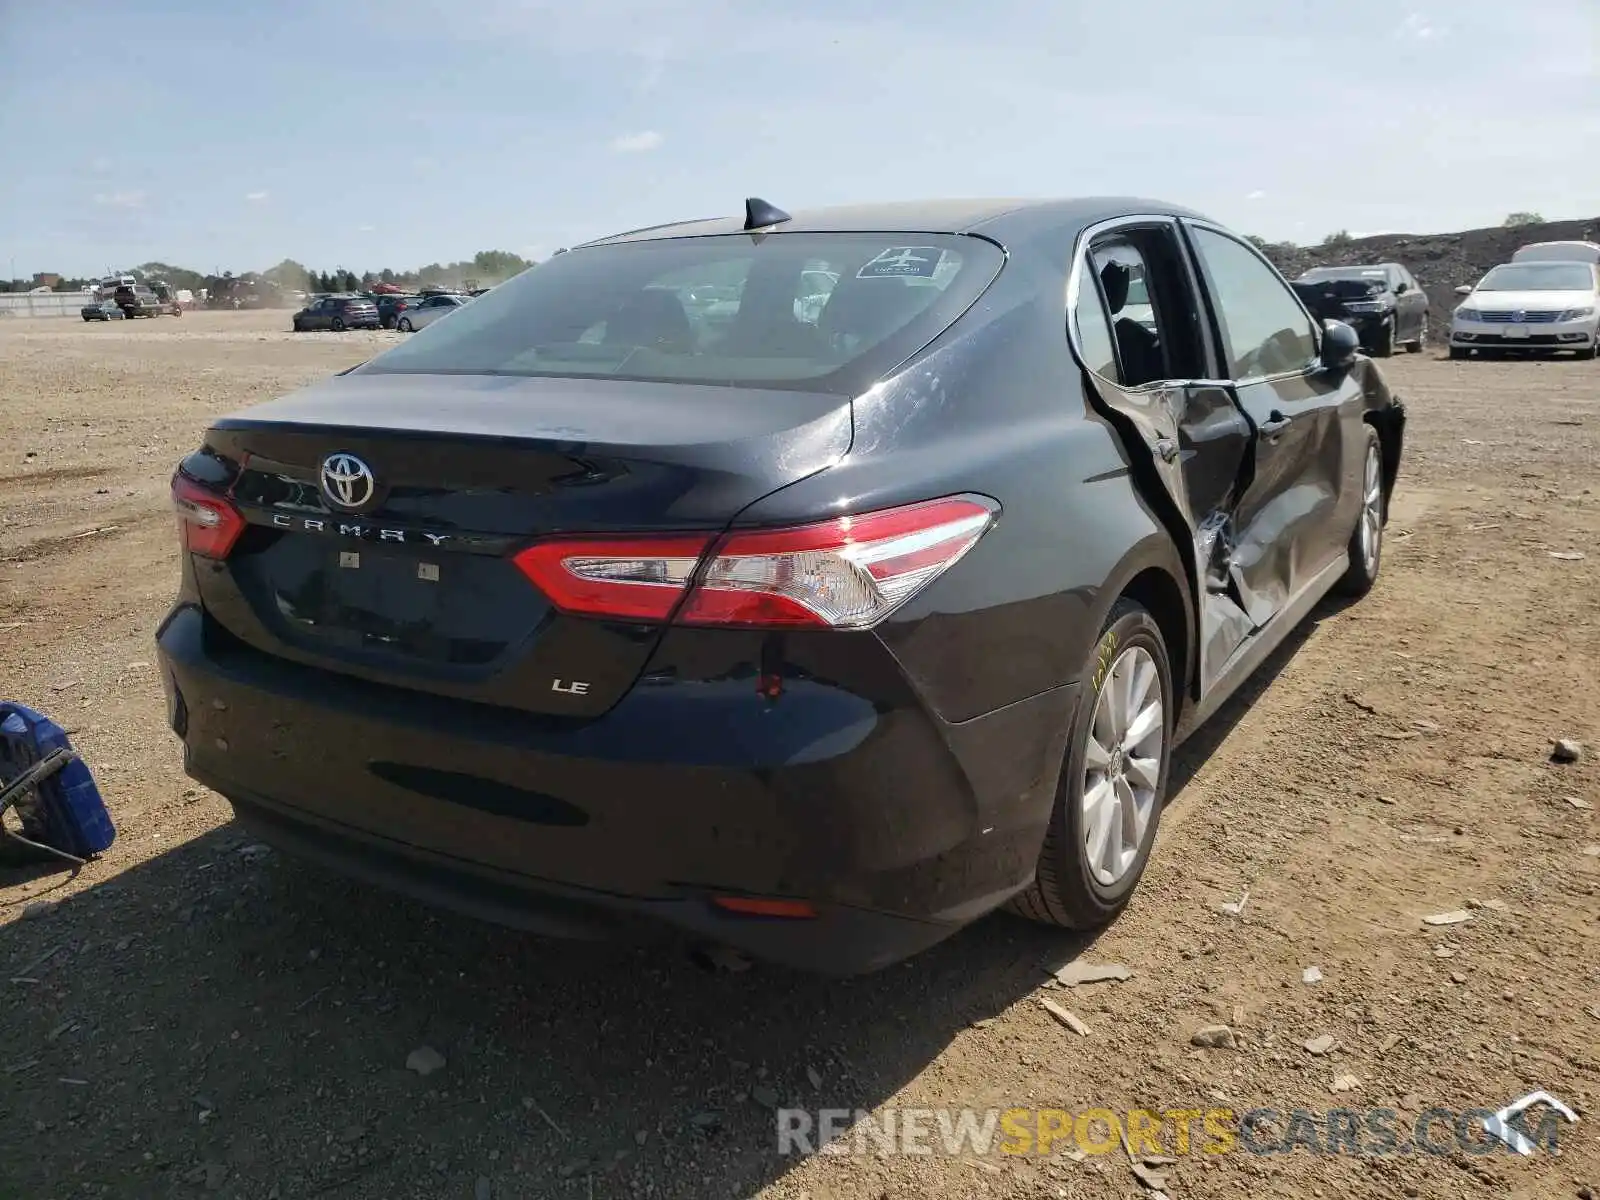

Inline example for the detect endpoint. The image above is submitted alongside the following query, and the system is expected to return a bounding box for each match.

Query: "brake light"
[512,495,997,629]
[711,896,818,919]
[171,474,245,559]
[513,534,713,621]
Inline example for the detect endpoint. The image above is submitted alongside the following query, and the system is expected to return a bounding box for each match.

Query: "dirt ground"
[0,310,1596,1200]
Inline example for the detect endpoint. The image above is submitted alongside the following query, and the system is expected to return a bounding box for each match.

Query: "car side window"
[1086,239,1168,387]
[1187,226,1318,380]
[1071,270,1120,381]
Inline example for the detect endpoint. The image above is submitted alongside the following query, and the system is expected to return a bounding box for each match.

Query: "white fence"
[0,291,95,319]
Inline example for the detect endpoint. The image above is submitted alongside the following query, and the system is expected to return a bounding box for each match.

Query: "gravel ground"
[0,310,1596,1200]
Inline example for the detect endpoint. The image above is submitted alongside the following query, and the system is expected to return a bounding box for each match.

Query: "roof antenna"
[743,197,791,231]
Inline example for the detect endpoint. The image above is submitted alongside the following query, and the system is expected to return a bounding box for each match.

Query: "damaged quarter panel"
[733,247,1177,725]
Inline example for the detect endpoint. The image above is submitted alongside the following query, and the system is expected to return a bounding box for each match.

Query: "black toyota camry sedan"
[158,197,1405,974]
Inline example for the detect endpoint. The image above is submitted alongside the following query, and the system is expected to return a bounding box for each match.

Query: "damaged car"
[156,196,1405,974]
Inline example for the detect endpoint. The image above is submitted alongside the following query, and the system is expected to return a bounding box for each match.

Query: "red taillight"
[711,896,818,919]
[512,534,713,621]
[171,474,245,559]
[512,495,997,629]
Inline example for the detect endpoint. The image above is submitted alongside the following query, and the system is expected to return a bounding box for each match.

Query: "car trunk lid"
[189,372,851,716]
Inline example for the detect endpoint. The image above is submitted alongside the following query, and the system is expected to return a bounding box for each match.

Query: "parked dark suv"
[375,294,422,329]
[1292,263,1428,356]
[159,197,1405,974]
[292,296,381,332]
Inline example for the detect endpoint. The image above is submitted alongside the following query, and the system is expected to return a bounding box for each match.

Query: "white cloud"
[245,191,269,202]
[1396,13,1437,39]
[358,224,376,232]
[93,190,145,208]
[610,130,663,153]
[1246,189,1266,200]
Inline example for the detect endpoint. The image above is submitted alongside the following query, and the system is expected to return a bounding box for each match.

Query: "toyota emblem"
[320,452,376,510]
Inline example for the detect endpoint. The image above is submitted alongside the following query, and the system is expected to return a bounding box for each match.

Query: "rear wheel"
[1009,599,1172,930]
[1403,318,1426,353]
[1335,425,1384,597]
[331,317,346,332]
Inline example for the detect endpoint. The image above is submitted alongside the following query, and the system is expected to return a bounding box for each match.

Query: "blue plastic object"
[0,701,116,858]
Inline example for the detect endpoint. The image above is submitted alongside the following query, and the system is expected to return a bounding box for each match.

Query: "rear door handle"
[1259,412,1291,436]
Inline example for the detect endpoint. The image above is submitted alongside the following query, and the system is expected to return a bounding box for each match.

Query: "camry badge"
[320,452,376,511]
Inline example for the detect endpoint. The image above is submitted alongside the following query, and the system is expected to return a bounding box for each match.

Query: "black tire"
[1403,318,1426,353]
[1334,425,1384,597]
[397,318,413,332]
[82,315,92,322]
[292,320,304,333]
[331,317,346,332]
[1370,318,1395,357]
[1448,346,1468,360]
[1009,599,1173,930]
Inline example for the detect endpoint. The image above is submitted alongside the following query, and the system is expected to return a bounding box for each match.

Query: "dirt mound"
[1259,215,1600,324]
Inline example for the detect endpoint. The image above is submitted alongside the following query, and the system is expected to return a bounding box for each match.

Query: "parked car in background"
[148,282,184,316]
[158,195,1405,974]
[1449,260,1600,359]
[376,294,423,329]
[113,284,163,319]
[81,300,125,322]
[1511,240,1600,265]
[292,296,382,332]
[395,292,468,331]
[1292,263,1428,356]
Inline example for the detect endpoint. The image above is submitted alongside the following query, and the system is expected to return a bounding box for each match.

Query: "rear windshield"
[354,232,1005,390]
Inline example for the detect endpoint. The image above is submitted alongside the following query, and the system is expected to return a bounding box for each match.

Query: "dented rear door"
[1071,221,1259,694]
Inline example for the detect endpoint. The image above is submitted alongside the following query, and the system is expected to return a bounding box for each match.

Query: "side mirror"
[1320,319,1361,370]
[1455,284,1473,296]
[1395,281,1409,294]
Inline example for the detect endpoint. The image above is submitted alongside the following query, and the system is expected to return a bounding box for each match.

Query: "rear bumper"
[156,605,1076,973]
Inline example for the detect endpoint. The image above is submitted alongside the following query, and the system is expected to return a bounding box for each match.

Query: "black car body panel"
[187,373,851,717]
[157,196,1406,972]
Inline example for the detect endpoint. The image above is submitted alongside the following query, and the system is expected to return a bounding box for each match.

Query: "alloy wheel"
[1359,441,1382,575]
[1081,645,1164,886]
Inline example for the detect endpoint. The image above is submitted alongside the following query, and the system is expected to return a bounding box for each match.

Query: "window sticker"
[857,247,946,280]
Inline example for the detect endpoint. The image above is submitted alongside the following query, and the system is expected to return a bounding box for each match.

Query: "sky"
[1,0,1596,279]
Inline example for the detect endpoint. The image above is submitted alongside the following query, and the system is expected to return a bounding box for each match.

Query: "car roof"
[578,196,1213,247]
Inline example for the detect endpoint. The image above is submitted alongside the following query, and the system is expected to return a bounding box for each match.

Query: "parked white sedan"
[397,293,470,332]
[1450,261,1600,359]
